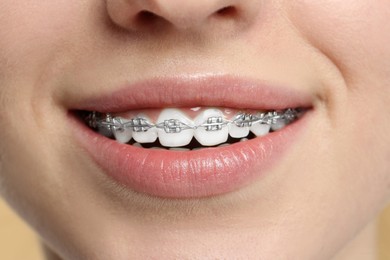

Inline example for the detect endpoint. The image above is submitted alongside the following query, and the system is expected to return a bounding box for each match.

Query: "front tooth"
[131,114,158,143]
[229,114,250,138]
[194,108,228,146]
[250,122,271,136]
[112,118,133,144]
[157,109,194,147]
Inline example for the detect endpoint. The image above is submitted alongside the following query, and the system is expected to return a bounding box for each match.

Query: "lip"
[72,75,313,112]
[70,75,314,198]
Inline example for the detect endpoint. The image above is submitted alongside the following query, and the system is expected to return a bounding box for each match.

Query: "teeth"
[271,120,287,131]
[250,123,271,137]
[112,118,133,144]
[98,126,113,138]
[229,115,250,138]
[131,114,158,143]
[194,109,228,146]
[97,115,114,138]
[157,109,194,148]
[90,107,302,148]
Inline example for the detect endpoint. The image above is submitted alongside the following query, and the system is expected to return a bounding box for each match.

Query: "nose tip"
[106,0,256,31]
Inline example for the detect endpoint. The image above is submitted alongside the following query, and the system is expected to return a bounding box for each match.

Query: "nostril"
[216,6,238,18]
[135,10,168,28]
[106,1,255,32]
[137,11,158,22]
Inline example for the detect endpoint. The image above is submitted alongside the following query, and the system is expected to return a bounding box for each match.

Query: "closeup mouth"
[70,75,314,198]
[80,107,304,150]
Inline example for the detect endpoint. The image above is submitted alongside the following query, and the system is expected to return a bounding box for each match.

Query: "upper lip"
[70,74,314,113]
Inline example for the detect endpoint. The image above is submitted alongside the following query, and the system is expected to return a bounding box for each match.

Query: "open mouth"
[80,107,304,151]
[70,75,314,198]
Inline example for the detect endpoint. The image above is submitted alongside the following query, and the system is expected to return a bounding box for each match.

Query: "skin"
[0,0,390,259]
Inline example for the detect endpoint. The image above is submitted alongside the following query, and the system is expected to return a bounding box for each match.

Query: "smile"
[70,75,314,198]
[85,108,304,150]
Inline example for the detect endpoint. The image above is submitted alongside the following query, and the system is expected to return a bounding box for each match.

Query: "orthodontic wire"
[87,108,302,135]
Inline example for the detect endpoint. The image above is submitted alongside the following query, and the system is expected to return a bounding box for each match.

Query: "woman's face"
[1,1,390,259]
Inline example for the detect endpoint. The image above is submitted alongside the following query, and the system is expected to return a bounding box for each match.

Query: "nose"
[106,0,260,31]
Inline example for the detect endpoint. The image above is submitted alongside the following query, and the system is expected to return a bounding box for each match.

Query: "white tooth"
[112,118,133,144]
[240,138,249,142]
[132,114,158,143]
[271,121,286,131]
[218,143,230,147]
[228,117,250,138]
[194,108,228,146]
[169,148,190,151]
[250,123,271,137]
[157,109,194,148]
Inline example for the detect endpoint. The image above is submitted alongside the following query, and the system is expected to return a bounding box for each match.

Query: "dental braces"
[87,108,302,135]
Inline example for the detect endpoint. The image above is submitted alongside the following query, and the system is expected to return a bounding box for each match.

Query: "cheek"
[0,1,91,84]
[286,0,390,84]
[0,0,94,166]
[0,1,69,55]
[286,0,390,200]
[0,0,81,214]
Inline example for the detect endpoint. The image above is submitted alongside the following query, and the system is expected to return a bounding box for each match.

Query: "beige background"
[1,197,390,260]
[0,199,43,260]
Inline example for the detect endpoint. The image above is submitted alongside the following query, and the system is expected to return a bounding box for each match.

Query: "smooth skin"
[0,1,390,259]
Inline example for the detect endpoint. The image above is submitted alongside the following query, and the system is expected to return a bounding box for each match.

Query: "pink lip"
[73,75,313,112]
[70,75,313,198]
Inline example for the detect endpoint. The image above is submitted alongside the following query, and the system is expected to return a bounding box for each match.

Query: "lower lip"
[71,112,311,198]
